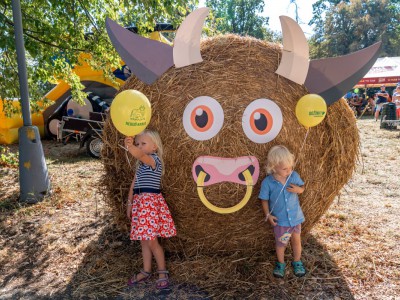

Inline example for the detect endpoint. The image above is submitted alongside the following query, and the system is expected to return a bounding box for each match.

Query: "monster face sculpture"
[103,8,380,254]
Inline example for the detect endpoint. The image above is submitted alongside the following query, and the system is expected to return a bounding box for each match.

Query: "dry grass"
[0,116,399,299]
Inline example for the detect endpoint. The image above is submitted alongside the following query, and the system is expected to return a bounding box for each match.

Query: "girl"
[258,145,306,278]
[124,129,177,289]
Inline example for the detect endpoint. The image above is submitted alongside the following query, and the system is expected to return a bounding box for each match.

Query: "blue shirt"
[134,153,162,190]
[258,171,305,227]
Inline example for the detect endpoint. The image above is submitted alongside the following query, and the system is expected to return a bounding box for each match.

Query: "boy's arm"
[261,199,270,217]
[287,172,305,194]
[260,199,278,226]
[298,185,305,194]
[287,184,305,194]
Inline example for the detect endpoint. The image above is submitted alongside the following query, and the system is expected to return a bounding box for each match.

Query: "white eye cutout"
[183,96,224,141]
[242,98,283,144]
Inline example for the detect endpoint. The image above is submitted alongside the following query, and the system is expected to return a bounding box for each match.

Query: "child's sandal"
[127,269,151,286]
[273,262,286,278]
[291,260,306,277]
[156,270,170,289]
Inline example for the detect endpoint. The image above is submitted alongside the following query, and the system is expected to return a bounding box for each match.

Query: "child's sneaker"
[291,260,306,277]
[273,262,286,278]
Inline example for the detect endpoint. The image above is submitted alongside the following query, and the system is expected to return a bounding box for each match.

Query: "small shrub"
[0,146,18,168]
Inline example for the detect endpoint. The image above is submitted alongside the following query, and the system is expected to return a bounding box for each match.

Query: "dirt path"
[0,117,399,299]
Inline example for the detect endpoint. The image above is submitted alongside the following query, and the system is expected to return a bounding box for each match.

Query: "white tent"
[355,57,400,87]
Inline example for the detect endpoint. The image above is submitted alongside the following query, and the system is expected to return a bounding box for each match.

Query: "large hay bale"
[101,34,359,255]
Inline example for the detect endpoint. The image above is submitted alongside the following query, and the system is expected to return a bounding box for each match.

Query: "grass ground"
[0,116,399,299]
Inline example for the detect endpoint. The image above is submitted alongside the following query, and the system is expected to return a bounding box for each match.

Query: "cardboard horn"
[105,17,174,85]
[305,42,382,105]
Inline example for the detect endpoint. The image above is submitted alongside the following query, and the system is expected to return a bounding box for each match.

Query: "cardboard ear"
[305,42,382,105]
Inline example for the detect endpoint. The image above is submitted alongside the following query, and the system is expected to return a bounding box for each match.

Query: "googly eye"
[183,96,224,141]
[242,98,283,143]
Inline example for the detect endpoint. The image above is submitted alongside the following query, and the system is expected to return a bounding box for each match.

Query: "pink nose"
[192,156,260,186]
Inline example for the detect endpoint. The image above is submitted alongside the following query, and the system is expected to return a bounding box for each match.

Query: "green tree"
[205,0,273,40]
[0,0,197,110]
[309,0,400,58]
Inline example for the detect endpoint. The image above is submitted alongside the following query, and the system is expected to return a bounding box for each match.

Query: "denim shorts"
[273,224,301,247]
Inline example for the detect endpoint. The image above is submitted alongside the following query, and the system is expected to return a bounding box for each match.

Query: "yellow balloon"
[110,90,152,136]
[295,94,327,128]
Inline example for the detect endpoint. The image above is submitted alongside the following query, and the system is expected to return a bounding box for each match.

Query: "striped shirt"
[134,153,162,193]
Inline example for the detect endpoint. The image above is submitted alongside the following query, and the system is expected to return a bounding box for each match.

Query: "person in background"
[393,84,400,119]
[349,95,363,116]
[368,94,376,114]
[375,85,389,121]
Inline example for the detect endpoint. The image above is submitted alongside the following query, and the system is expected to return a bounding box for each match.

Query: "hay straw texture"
[101,34,359,255]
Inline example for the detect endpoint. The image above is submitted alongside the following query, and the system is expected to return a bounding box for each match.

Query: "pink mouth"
[192,156,260,186]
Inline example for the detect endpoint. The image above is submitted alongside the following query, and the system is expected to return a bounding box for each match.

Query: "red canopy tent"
[355,57,400,88]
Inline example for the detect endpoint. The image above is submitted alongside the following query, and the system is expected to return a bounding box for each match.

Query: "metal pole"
[12,0,50,203]
[11,0,31,126]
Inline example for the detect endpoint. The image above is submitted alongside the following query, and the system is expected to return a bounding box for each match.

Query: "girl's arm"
[126,176,135,220]
[124,137,156,169]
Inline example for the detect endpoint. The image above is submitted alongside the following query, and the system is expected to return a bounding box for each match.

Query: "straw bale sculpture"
[101,8,380,255]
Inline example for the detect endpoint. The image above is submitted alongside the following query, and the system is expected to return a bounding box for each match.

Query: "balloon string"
[119,139,143,197]
[118,140,134,170]
[265,127,310,221]
[294,128,310,168]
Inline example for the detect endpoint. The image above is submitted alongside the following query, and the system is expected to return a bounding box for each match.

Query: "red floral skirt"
[130,193,177,240]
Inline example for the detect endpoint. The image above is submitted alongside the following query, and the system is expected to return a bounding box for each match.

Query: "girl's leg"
[290,232,302,261]
[148,239,169,288]
[276,246,286,263]
[148,239,166,274]
[137,240,152,280]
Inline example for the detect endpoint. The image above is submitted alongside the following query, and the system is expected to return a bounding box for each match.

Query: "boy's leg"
[273,226,290,278]
[290,230,306,277]
[290,232,302,261]
[276,246,286,263]
[273,246,287,278]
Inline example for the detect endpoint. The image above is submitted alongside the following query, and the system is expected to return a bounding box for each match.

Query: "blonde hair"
[265,145,295,175]
[135,129,165,176]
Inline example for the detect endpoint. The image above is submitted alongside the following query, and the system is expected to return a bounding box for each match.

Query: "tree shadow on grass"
[8,225,353,299]
[0,196,355,299]
[4,201,356,296]
[0,210,108,300]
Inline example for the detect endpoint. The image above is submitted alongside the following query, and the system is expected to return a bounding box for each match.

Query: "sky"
[198,0,318,37]
[262,0,317,37]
